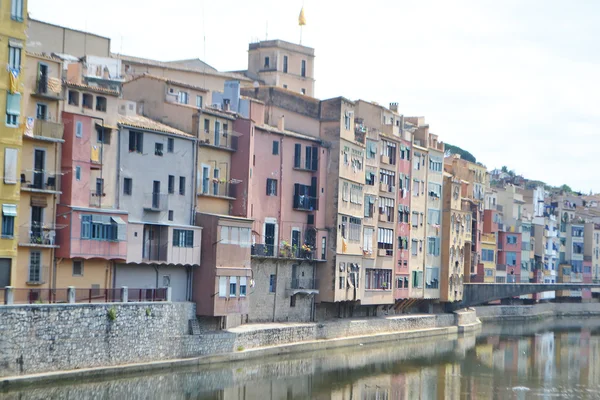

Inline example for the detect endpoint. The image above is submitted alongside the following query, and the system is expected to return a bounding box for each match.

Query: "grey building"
[112,101,202,301]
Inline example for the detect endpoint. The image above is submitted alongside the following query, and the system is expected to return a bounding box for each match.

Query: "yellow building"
[16,52,64,288]
[0,0,28,286]
[481,233,497,282]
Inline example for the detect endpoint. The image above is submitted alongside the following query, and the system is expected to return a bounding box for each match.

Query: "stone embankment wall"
[0,301,478,378]
[475,302,600,321]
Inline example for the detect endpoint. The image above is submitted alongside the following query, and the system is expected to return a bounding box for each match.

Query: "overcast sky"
[29,0,600,193]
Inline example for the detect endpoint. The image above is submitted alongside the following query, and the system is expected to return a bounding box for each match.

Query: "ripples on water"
[2,317,600,399]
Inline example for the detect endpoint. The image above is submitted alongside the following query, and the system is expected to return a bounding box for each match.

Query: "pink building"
[56,112,128,290]
[497,231,522,283]
[395,137,411,299]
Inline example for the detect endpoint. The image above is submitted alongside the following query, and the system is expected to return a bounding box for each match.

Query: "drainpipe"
[153,265,159,288]
[115,128,121,208]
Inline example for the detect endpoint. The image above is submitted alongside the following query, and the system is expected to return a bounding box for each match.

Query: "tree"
[560,184,572,193]
[444,143,477,164]
[501,166,508,173]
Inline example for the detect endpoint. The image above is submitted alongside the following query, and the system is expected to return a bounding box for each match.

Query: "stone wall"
[0,302,195,377]
[249,260,315,323]
[475,302,600,321]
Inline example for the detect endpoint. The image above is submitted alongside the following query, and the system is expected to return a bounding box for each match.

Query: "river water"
[2,318,600,399]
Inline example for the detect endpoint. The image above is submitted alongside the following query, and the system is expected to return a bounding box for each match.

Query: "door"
[38,63,48,93]
[0,259,11,288]
[265,223,275,256]
[152,181,160,209]
[202,166,210,194]
[31,206,43,243]
[36,103,47,120]
[213,168,219,195]
[291,229,300,256]
[214,121,220,147]
[33,149,45,189]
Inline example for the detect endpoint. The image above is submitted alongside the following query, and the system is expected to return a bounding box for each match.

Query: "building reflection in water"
[2,320,600,399]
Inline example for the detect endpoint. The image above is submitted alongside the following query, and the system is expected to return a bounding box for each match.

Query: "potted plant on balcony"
[280,241,292,258]
[301,243,313,259]
[381,282,388,290]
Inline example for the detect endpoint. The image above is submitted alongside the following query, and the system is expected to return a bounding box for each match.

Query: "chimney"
[389,102,399,112]
[223,99,231,112]
[277,115,285,131]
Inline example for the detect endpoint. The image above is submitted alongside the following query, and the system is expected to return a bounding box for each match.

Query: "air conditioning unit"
[168,88,175,94]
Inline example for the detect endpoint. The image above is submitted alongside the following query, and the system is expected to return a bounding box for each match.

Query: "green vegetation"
[444,143,477,163]
[107,307,117,321]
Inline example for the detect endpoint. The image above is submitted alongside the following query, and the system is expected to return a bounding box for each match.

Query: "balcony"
[379,182,395,194]
[20,170,61,193]
[380,155,391,165]
[197,182,237,200]
[354,124,366,144]
[18,225,59,248]
[251,243,322,261]
[25,120,64,142]
[89,191,107,208]
[286,278,319,296]
[293,194,318,211]
[198,130,238,152]
[32,77,63,101]
[143,193,169,212]
[142,242,168,263]
[293,159,318,173]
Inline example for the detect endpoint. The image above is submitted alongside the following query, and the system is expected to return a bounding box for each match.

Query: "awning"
[111,216,126,225]
[95,122,118,131]
[2,204,17,216]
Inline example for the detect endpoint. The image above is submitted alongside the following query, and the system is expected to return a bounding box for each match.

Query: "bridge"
[447,283,600,311]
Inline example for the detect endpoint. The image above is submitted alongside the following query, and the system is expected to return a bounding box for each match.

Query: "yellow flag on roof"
[299,7,306,26]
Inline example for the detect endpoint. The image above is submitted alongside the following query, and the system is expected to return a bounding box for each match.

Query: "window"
[398,236,409,250]
[272,141,279,155]
[168,175,175,194]
[179,177,186,195]
[365,169,376,186]
[96,126,107,144]
[264,57,270,68]
[72,260,83,276]
[219,276,227,297]
[321,237,326,260]
[379,169,395,192]
[269,274,276,292]
[348,217,361,242]
[8,44,21,70]
[36,103,47,120]
[429,157,443,172]
[413,153,421,170]
[75,121,83,138]
[425,267,440,289]
[339,276,345,290]
[365,269,392,290]
[81,215,91,239]
[229,278,237,297]
[305,146,319,171]
[344,112,351,130]
[214,121,221,146]
[81,215,124,241]
[95,96,107,112]
[29,251,42,282]
[301,88,306,95]
[204,119,210,133]
[177,91,189,104]
[377,228,394,256]
[366,140,377,159]
[482,249,494,262]
[123,178,132,195]
[2,205,16,238]
[68,90,79,106]
[283,84,288,89]
[266,178,277,196]
[196,95,203,108]
[350,184,363,205]
[427,237,440,256]
[505,251,518,266]
[428,209,440,225]
[6,93,20,127]
[364,195,376,218]
[11,0,24,21]
[506,235,518,245]
[379,197,395,222]
[82,93,93,109]
[75,166,81,181]
[428,183,441,198]
[301,60,306,77]
[412,270,423,288]
[411,239,418,256]
[380,140,397,165]
[167,138,174,153]
[294,143,302,168]
[411,212,419,227]
[283,55,288,73]
[95,178,104,196]
[129,131,143,153]
[240,277,247,297]
[173,229,194,247]
[363,227,374,254]
[168,210,174,221]
[155,143,164,156]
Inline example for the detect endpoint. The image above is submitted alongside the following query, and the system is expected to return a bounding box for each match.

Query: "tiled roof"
[117,115,193,138]
[126,73,209,92]
[65,81,120,96]
[113,53,252,81]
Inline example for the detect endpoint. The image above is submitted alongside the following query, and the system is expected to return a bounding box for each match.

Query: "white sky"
[29,0,600,193]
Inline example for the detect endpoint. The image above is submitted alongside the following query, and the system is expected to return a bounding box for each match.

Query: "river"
[2,317,600,399]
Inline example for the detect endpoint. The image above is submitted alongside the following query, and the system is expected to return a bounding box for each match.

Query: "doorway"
[31,206,43,243]
[265,223,275,256]
[0,259,11,287]
[33,149,45,189]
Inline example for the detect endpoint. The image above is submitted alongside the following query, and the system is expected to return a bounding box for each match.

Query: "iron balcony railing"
[89,190,106,208]
[293,194,318,211]
[251,243,318,260]
[198,182,237,199]
[290,278,319,290]
[142,242,169,263]
[198,130,238,151]
[18,225,58,247]
[20,169,60,192]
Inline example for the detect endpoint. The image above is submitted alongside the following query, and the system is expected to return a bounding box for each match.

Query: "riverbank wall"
[0,301,479,382]
[475,302,600,321]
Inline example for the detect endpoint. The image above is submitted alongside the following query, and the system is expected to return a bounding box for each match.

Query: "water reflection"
[2,319,600,399]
